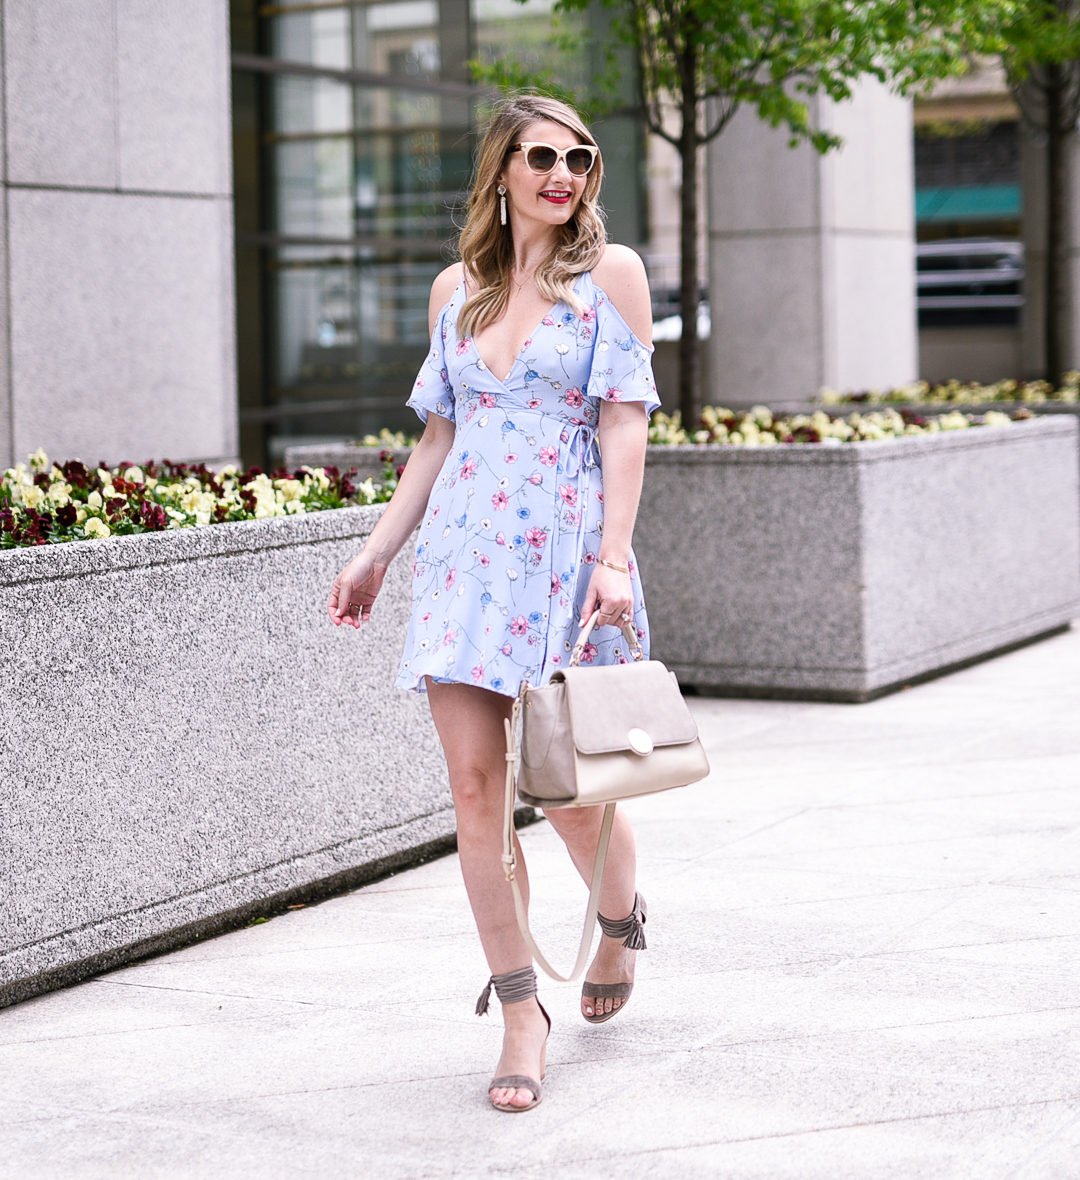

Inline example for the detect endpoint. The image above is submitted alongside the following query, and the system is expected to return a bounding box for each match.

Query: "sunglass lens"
[566,149,594,175]
[526,145,558,172]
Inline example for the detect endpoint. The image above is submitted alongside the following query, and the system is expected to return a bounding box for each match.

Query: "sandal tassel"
[597,892,647,951]
[475,965,537,1016]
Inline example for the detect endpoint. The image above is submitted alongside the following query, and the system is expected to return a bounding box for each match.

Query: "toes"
[491,1086,532,1108]
[582,995,595,1016]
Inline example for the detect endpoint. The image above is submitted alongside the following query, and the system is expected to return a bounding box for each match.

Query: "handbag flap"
[553,661,698,755]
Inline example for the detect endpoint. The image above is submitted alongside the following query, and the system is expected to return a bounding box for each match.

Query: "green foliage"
[472,0,1000,153]
[993,0,1080,83]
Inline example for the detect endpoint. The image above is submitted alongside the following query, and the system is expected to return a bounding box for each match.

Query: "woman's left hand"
[581,562,633,630]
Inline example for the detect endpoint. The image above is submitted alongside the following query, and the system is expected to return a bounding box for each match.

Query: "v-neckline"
[462,280,562,387]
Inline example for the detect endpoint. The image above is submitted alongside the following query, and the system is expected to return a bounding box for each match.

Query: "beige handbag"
[501,610,710,981]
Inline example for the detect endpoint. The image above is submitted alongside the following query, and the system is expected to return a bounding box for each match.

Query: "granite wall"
[0,0,237,469]
[635,417,1080,699]
[0,505,454,1007]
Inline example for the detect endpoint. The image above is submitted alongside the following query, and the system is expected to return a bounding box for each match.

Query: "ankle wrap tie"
[597,892,648,951]
[475,965,537,1017]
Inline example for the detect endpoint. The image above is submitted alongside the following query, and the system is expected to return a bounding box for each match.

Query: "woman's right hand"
[328,551,389,629]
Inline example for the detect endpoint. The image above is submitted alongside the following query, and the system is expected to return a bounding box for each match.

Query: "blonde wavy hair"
[457,95,606,340]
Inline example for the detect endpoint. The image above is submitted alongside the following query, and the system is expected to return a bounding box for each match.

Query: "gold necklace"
[511,267,537,295]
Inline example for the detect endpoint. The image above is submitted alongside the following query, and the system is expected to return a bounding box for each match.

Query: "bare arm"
[579,245,653,630]
[579,402,648,629]
[327,265,461,628]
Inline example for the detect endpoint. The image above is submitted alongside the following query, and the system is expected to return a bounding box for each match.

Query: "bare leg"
[543,805,640,1019]
[426,679,548,1109]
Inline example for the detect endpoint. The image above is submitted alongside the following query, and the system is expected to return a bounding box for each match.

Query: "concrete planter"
[289,422,1080,700]
[634,417,1080,700]
[0,507,452,1007]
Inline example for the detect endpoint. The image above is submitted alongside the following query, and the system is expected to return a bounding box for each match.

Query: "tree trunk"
[677,47,701,428]
[1046,64,1066,385]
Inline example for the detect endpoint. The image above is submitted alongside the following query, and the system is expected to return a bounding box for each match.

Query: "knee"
[449,765,503,822]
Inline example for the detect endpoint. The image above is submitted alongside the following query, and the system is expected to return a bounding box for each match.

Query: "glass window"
[232,0,645,468]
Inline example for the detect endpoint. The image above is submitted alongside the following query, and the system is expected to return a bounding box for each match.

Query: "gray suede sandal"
[582,892,647,1024]
[476,965,551,1113]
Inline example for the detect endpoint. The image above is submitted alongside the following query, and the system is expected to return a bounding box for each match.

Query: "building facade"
[0,0,237,472]
[230,0,645,469]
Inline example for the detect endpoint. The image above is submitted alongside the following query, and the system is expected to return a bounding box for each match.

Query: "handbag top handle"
[569,609,644,667]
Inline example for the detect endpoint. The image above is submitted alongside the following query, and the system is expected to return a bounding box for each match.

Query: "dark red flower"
[62,460,91,488]
[140,501,167,530]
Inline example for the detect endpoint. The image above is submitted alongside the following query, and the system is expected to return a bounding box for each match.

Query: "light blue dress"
[396,270,660,698]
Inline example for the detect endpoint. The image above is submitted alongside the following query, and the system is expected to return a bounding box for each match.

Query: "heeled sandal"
[581,892,647,1024]
[476,965,551,1113]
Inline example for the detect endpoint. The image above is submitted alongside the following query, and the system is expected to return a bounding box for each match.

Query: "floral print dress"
[396,270,660,699]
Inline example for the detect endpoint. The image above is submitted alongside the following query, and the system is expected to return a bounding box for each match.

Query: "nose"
[548,158,574,187]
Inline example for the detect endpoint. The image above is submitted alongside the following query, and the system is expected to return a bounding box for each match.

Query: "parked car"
[916,238,1023,327]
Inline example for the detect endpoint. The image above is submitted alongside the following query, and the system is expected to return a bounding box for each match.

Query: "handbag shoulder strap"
[502,695,615,983]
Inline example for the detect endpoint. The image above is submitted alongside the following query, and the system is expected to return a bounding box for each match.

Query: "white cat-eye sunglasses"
[509,141,600,176]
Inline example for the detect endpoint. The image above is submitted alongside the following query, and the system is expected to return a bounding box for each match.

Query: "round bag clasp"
[627,727,654,756]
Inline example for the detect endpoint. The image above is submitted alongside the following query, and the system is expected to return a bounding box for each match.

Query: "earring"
[498,184,507,226]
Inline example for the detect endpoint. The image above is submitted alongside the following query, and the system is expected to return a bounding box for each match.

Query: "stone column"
[707,79,917,407]
[0,0,237,470]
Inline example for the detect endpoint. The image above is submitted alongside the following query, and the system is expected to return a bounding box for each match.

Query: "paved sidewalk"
[3,628,1080,1180]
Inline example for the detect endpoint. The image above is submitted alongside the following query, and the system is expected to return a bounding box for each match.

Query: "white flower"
[20,484,44,510]
[498,477,509,489]
[83,517,111,538]
[598,342,609,352]
[124,466,144,483]
[275,478,305,503]
[507,569,518,580]
[442,526,451,538]
[555,344,569,355]
[480,518,492,530]
[29,448,49,473]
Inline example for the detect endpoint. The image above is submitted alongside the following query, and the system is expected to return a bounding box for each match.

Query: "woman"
[328,95,659,1113]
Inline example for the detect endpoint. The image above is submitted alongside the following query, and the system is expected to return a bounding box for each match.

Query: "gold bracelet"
[599,558,630,574]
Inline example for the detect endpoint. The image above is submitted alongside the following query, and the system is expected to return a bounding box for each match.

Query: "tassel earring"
[498,184,507,226]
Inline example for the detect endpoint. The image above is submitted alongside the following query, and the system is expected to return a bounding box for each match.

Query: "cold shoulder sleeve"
[585,284,661,417]
[406,296,457,425]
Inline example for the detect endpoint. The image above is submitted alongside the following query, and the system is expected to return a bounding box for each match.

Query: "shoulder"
[589,246,652,345]
[429,262,465,332]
